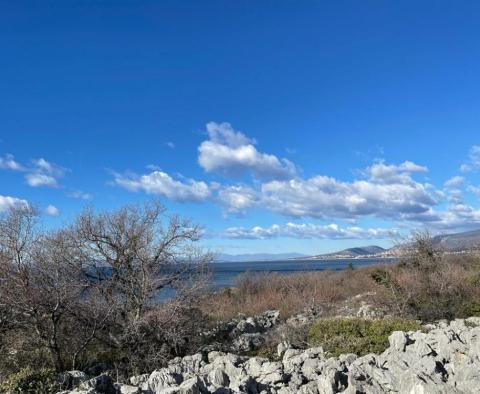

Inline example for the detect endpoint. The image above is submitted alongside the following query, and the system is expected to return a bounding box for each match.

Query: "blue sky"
[1,1,480,255]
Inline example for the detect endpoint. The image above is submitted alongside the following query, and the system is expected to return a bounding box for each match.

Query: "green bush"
[462,301,480,317]
[307,318,423,357]
[0,367,62,394]
[466,273,480,287]
[246,346,280,361]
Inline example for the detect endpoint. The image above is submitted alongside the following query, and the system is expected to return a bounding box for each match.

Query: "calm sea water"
[158,257,396,299]
[208,257,396,289]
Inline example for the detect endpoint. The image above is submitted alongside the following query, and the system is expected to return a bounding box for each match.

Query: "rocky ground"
[58,315,480,394]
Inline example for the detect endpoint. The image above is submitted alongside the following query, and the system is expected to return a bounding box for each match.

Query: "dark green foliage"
[307,318,423,357]
[0,368,62,394]
[462,301,480,317]
[345,262,355,271]
[247,346,280,361]
[466,273,480,287]
[370,269,400,290]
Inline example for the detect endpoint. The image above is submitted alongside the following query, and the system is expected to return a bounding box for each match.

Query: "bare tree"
[0,201,211,375]
[68,201,212,374]
[74,201,211,322]
[0,206,112,371]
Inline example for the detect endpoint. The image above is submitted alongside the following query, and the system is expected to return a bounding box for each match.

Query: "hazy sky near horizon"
[1,1,480,255]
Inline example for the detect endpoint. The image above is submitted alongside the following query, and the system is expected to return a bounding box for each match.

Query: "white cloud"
[166,142,175,149]
[444,176,465,189]
[0,154,23,171]
[32,158,65,176]
[423,202,480,230]
[224,222,396,240]
[110,121,480,234]
[467,185,480,197]
[0,195,28,213]
[460,145,480,173]
[34,158,54,173]
[260,162,437,221]
[113,158,443,226]
[113,170,211,202]
[45,204,60,217]
[198,122,297,180]
[25,173,58,187]
[68,190,93,200]
[217,185,259,215]
[364,161,428,184]
[208,158,440,223]
[0,155,65,188]
[25,158,65,188]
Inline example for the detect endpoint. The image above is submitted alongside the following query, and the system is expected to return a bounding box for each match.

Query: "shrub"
[199,268,381,321]
[307,318,423,357]
[0,368,62,393]
[117,301,210,376]
[371,233,480,322]
[246,346,280,361]
[466,273,480,287]
[462,301,480,317]
[0,202,211,377]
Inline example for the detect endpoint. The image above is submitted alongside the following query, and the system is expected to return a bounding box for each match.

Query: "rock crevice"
[61,317,480,394]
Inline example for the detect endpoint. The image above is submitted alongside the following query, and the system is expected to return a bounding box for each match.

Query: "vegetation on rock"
[307,318,423,357]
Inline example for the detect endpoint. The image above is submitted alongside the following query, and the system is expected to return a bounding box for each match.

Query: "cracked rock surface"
[60,317,480,393]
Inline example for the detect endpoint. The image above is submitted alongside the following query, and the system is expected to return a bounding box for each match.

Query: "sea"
[208,258,396,289]
[152,257,397,300]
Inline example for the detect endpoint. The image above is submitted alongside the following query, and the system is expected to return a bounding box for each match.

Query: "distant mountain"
[216,229,480,263]
[304,245,386,260]
[432,230,480,251]
[387,229,480,256]
[304,229,480,261]
[217,252,306,262]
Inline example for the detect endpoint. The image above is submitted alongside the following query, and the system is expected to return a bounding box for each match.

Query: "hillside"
[304,245,386,260]
[217,229,480,263]
[304,229,480,260]
[432,229,480,251]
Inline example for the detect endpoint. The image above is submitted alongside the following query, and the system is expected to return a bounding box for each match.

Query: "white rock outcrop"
[60,317,480,394]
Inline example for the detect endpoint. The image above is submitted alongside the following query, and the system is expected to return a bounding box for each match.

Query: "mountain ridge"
[300,245,387,260]
[216,229,480,262]
[217,252,306,262]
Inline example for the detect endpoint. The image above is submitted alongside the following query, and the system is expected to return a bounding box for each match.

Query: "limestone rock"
[59,317,480,394]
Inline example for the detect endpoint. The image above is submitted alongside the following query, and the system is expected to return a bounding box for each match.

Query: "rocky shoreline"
[58,315,480,394]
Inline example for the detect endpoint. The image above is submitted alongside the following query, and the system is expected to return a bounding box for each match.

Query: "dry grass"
[199,250,480,323]
[199,266,385,321]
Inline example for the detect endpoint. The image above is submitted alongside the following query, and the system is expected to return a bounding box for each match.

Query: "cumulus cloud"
[364,161,428,184]
[113,156,443,226]
[198,122,297,180]
[217,185,259,215]
[25,173,58,187]
[0,195,28,213]
[224,222,395,240]
[467,185,480,197]
[260,163,437,221]
[210,159,439,222]
[444,176,465,189]
[0,154,23,171]
[0,155,65,188]
[34,158,57,174]
[27,158,65,187]
[460,145,480,173]
[113,170,211,202]
[110,121,480,233]
[45,204,60,216]
[423,203,480,230]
